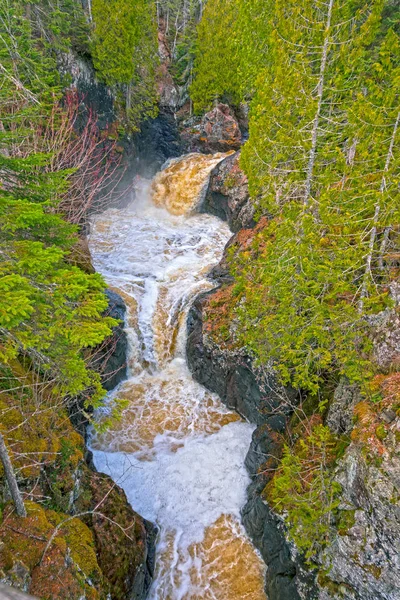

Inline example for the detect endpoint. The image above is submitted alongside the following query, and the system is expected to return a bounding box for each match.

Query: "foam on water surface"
[88,155,266,599]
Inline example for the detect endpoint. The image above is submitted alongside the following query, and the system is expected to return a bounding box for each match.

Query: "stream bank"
[186,153,313,599]
[187,148,400,600]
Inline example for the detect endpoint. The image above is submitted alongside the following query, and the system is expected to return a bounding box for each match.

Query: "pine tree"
[0,0,117,404]
[191,0,271,111]
[195,0,399,393]
[91,0,159,129]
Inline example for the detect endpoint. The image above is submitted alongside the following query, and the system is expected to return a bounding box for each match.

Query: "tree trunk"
[304,0,334,210]
[358,110,400,312]
[0,432,26,517]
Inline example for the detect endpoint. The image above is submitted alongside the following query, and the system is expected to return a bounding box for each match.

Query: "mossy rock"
[337,509,356,536]
[0,501,103,599]
[75,466,150,600]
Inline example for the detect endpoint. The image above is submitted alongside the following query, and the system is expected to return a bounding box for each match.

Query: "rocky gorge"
[185,133,400,600]
[1,2,399,595]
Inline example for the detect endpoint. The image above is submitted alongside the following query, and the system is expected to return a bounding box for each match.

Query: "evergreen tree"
[0,0,116,404]
[193,0,399,393]
[191,0,270,111]
[91,0,159,129]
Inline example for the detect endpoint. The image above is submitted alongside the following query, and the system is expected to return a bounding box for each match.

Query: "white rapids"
[88,154,266,600]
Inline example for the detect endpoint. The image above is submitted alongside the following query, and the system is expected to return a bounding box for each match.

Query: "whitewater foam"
[88,159,266,599]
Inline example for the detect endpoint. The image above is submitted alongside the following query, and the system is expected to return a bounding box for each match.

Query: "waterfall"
[88,153,266,599]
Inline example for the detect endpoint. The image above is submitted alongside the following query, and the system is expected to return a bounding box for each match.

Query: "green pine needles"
[0,0,116,407]
[91,0,159,129]
[193,0,400,395]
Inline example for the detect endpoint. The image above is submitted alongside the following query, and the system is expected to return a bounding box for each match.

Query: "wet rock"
[200,151,255,232]
[187,292,297,427]
[186,290,309,600]
[242,490,309,600]
[181,104,242,153]
[131,109,183,177]
[74,468,157,600]
[101,290,128,392]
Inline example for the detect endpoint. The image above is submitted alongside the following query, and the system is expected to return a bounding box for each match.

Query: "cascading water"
[88,153,267,599]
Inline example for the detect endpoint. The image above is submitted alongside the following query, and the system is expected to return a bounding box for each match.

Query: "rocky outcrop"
[200,151,255,232]
[370,282,400,371]
[96,290,128,392]
[157,29,179,111]
[186,155,311,599]
[181,104,242,154]
[187,151,400,600]
[187,293,297,428]
[59,51,182,183]
[317,428,400,600]
[326,379,361,435]
[74,466,156,600]
[186,292,314,600]
[131,109,182,177]
[58,52,115,130]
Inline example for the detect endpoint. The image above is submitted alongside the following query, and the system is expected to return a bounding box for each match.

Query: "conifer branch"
[358,110,400,312]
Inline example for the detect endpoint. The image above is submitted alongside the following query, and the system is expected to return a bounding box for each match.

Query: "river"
[88,153,266,599]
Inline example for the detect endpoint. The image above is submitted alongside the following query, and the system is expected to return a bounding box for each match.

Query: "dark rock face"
[59,52,182,187]
[186,292,317,600]
[132,109,182,177]
[99,290,128,392]
[242,489,305,600]
[187,294,297,427]
[58,52,115,130]
[200,151,255,232]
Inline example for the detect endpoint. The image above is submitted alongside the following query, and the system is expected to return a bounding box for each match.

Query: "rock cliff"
[187,150,400,600]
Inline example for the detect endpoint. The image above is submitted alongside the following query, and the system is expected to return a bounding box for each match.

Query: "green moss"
[375,424,387,441]
[0,501,102,599]
[223,173,237,190]
[337,509,356,536]
[317,571,342,596]
[63,518,102,583]
[363,564,382,579]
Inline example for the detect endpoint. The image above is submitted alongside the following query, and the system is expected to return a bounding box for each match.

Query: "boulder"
[181,104,242,153]
[201,151,255,232]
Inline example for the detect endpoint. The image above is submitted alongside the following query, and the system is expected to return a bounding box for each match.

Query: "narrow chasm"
[88,153,267,600]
